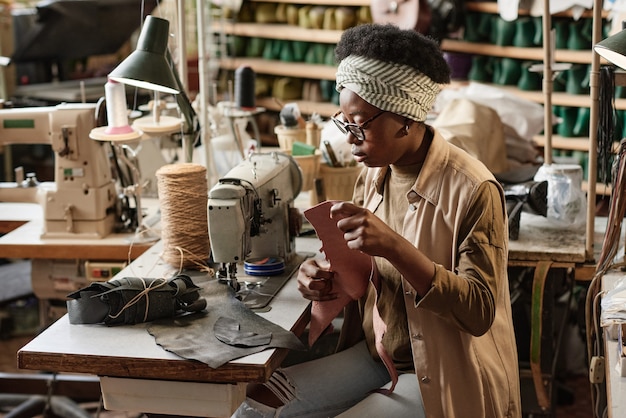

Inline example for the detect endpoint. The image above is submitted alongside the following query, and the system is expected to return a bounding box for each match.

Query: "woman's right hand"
[296,258,338,301]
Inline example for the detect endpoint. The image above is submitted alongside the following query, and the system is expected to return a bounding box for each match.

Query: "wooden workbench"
[0,203,42,235]
[17,241,313,382]
[17,238,317,417]
[509,212,608,282]
[12,207,606,417]
[0,200,160,326]
[509,213,587,264]
[507,212,605,415]
[0,204,155,261]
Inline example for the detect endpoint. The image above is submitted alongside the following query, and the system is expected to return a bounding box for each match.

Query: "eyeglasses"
[331,110,386,141]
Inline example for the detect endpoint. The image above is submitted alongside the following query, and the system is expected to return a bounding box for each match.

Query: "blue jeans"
[231,341,426,418]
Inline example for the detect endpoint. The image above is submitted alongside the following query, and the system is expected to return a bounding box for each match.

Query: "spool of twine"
[156,163,210,270]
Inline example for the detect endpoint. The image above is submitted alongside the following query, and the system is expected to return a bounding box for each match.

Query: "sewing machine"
[208,152,303,289]
[0,103,121,238]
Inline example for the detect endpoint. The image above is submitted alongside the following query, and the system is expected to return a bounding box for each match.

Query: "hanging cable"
[597,65,616,185]
[586,138,626,417]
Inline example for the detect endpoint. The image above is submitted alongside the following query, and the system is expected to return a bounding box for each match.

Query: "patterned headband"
[335,55,440,122]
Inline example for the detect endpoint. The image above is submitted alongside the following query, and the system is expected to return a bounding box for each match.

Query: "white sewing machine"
[207,152,303,289]
[0,103,120,238]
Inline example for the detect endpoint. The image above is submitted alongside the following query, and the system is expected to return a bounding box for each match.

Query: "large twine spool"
[156,163,210,270]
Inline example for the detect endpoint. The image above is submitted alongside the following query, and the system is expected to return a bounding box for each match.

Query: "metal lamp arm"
[166,49,200,138]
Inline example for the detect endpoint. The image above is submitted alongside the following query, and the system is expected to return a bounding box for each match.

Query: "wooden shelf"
[246,0,600,16]
[446,83,626,109]
[219,57,336,80]
[484,85,592,107]
[441,39,593,64]
[215,5,606,108]
[220,64,620,110]
[584,180,612,196]
[465,2,605,18]
[213,22,343,44]
[517,88,595,108]
[534,135,622,153]
[533,135,591,152]
[256,97,338,117]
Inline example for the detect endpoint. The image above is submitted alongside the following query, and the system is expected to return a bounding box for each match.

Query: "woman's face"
[337,88,421,167]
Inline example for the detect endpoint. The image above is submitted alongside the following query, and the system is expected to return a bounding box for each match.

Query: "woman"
[233,23,521,418]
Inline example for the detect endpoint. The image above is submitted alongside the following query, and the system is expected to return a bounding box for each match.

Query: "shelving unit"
[449,2,617,202]
[211,2,608,113]
[215,22,344,43]
[207,0,370,116]
[442,39,593,64]
[219,57,336,80]
[203,1,613,199]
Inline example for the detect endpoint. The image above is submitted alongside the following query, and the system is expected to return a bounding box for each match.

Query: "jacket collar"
[370,127,448,207]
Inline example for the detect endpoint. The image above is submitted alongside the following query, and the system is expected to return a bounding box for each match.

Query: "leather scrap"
[147,280,305,368]
[303,201,371,345]
[370,266,398,395]
[303,201,399,394]
[214,316,272,347]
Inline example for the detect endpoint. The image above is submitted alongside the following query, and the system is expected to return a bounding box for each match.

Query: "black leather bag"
[67,274,206,325]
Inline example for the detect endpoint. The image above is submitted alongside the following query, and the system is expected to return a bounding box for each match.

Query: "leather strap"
[370,260,398,395]
[530,260,553,410]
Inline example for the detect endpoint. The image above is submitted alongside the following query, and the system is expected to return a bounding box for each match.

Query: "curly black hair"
[334,23,451,85]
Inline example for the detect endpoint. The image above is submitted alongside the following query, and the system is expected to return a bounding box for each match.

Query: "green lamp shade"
[108,15,179,94]
[595,29,626,70]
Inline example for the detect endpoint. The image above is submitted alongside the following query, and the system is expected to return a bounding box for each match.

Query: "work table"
[8,201,609,416]
[0,202,156,261]
[16,237,319,416]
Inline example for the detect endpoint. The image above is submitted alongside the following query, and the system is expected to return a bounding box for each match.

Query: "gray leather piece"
[214,316,272,347]
[147,279,305,368]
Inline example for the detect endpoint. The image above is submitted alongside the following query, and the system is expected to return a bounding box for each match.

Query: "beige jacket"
[351,129,521,418]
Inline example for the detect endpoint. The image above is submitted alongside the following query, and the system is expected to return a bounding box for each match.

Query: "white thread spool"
[104,80,134,135]
[89,80,142,142]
